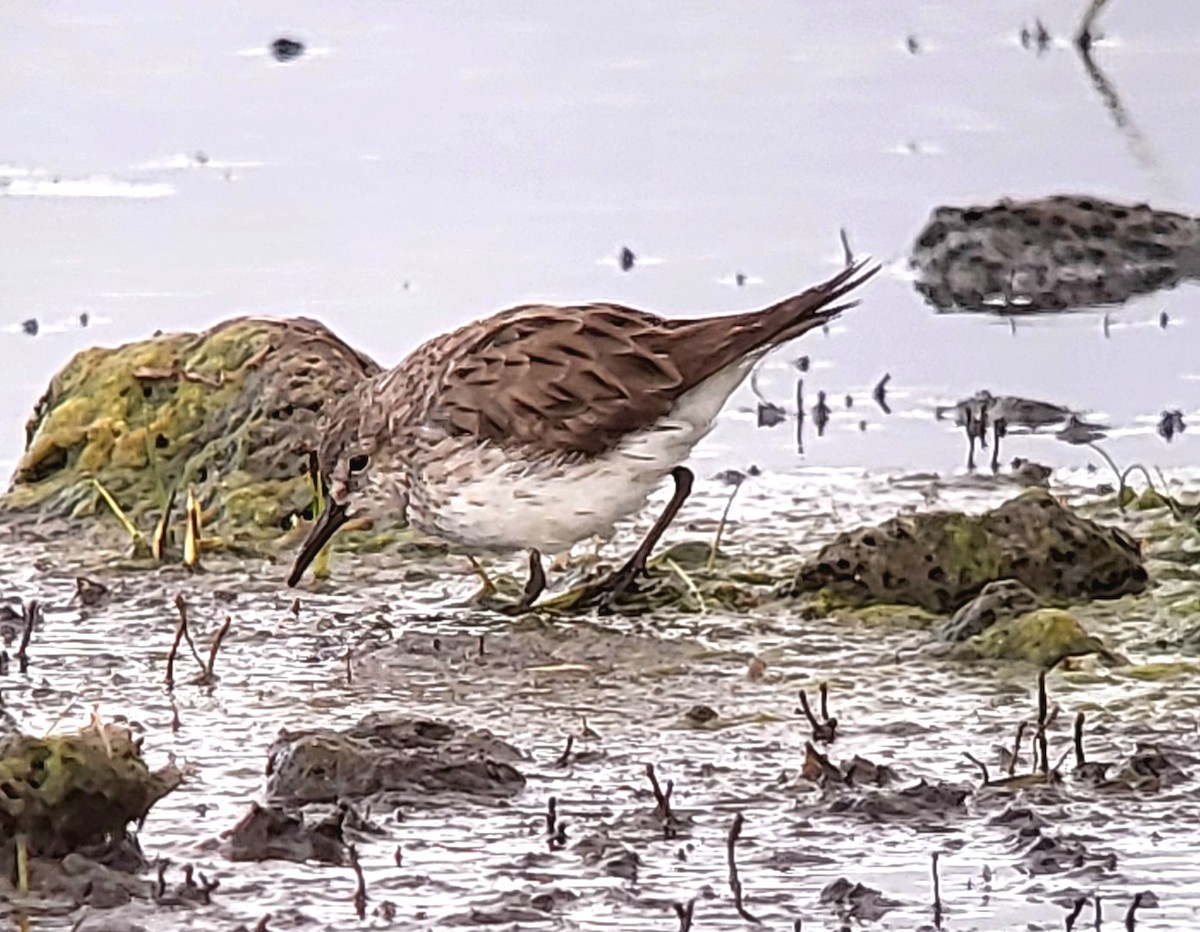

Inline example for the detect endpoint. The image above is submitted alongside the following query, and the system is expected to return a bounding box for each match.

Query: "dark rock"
[1011,457,1052,487]
[936,578,1040,641]
[828,779,969,822]
[910,195,1200,313]
[270,37,306,62]
[1158,409,1186,442]
[820,877,902,922]
[219,802,347,864]
[777,489,1147,613]
[21,319,38,336]
[265,713,526,803]
[0,722,181,862]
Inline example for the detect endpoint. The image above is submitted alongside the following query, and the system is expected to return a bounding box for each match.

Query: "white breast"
[410,361,754,554]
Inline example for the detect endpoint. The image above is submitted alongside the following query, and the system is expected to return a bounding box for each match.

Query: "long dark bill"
[287,499,349,587]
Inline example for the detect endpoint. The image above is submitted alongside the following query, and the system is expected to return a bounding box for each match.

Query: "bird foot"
[579,557,648,614]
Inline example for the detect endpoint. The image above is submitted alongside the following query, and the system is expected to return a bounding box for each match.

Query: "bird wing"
[427,262,877,458]
[428,304,687,457]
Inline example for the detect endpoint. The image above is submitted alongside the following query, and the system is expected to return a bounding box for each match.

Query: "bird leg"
[514,549,546,612]
[991,418,1006,473]
[582,466,695,612]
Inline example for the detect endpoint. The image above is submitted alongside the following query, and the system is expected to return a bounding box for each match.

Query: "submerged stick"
[1065,895,1087,930]
[1008,720,1027,776]
[797,690,836,742]
[16,600,38,674]
[673,900,696,931]
[173,594,207,669]
[707,475,746,573]
[1036,671,1050,774]
[200,616,232,683]
[165,613,186,688]
[348,844,367,919]
[726,813,760,925]
[963,752,990,786]
[645,763,674,822]
[931,851,942,928]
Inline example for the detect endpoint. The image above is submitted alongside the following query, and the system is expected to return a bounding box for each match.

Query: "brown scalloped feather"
[424,260,878,457]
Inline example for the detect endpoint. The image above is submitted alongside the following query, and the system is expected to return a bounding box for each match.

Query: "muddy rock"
[777,489,1147,613]
[910,195,1200,313]
[220,802,349,864]
[0,316,380,552]
[0,720,182,863]
[955,608,1116,668]
[265,713,526,803]
[936,579,1041,641]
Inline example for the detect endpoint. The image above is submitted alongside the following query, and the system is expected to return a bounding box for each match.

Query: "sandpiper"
[288,260,879,609]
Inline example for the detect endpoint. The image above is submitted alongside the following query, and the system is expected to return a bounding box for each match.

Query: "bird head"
[287,383,407,587]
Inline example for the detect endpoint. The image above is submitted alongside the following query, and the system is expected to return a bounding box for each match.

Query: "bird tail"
[670,259,881,394]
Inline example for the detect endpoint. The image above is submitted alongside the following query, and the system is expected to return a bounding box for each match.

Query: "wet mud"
[2,473,1199,930]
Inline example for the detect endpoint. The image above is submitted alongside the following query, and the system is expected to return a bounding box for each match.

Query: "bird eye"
[348,454,369,473]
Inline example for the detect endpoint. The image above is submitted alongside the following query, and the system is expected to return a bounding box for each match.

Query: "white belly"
[410,361,753,553]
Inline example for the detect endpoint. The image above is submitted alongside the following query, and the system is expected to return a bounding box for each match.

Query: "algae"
[0,317,381,555]
[0,719,182,862]
[955,608,1117,668]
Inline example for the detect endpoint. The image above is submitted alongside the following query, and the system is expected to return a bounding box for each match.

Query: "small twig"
[726,813,761,925]
[963,751,990,786]
[1008,720,1027,776]
[1066,895,1087,930]
[818,682,830,721]
[545,796,557,838]
[344,648,353,685]
[1124,892,1156,930]
[555,735,574,768]
[1074,711,1087,768]
[165,614,186,688]
[253,917,271,932]
[1095,893,1103,930]
[16,599,39,673]
[797,690,836,742]
[931,851,942,928]
[348,844,367,919]
[1036,671,1050,774]
[674,899,696,931]
[707,476,745,572]
[645,763,673,821]
[200,616,231,682]
[173,594,207,670]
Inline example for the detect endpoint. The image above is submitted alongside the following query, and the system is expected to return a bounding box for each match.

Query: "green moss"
[957,608,1114,668]
[0,317,382,557]
[939,513,1004,583]
[0,722,181,860]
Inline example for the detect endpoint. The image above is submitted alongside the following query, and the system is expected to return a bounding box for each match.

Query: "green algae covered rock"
[776,489,1147,613]
[0,720,182,859]
[0,316,379,551]
[953,608,1117,668]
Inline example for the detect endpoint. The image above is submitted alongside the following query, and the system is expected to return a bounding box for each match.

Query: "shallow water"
[3,1,1200,929]
[4,474,1200,930]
